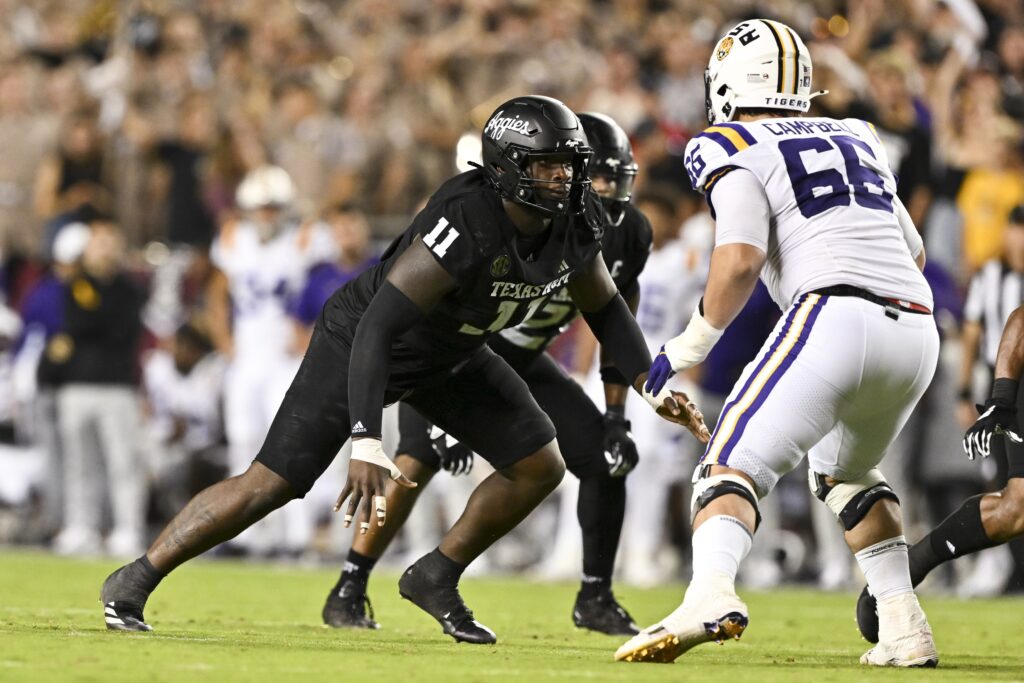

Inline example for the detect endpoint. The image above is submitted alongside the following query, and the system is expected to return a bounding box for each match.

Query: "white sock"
[687,515,753,594]
[854,535,913,602]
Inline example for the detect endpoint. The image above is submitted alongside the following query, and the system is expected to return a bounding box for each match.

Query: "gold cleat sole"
[616,613,748,664]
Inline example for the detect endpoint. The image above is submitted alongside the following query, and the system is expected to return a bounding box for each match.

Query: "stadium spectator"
[271,78,366,216]
[33,107,111,251]
[52,219,146,557]
[0,61,58,257]
[11,222,91,542]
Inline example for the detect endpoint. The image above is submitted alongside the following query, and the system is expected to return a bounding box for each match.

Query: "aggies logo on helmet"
[484,111,538,141]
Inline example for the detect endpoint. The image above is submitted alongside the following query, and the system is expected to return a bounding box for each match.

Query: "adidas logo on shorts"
[352,421,366,434]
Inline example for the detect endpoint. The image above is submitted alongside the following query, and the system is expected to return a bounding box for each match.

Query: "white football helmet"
[705,19,823,125]
[235,165,296,211]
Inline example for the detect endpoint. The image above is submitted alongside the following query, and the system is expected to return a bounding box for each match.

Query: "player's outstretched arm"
[646,169,767,395]
[700,243,766,328]
[340,238,456,532]
[567,254,709,442]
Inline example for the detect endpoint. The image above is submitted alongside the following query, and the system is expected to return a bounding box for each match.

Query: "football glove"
[602,407,639,477]
[963,399,1022,460]
[430,426,474,476]
[646,345,675,396]
[644,306,724,396]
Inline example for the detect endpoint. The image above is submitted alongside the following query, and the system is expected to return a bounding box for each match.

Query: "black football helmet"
[577,112,637,225]
[482,95,592,216]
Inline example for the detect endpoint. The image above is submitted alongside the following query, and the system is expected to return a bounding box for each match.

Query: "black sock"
[417,547,467,587]
[909,494,997,586]
[338,549,378,591]
[108,556,165,606]
[577,475,626,598]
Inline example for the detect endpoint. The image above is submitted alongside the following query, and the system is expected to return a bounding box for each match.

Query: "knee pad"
[691,473,762,530]
[808,468,899,532]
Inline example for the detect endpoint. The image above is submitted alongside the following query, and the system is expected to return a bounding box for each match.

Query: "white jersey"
[210,220,336,359]
[683,116,931,311]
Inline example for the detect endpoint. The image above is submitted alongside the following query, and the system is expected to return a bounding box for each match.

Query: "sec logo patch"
[490,254,511,277]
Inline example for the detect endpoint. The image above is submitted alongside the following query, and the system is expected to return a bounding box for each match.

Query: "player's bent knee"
[506,445,565,490]
[242,461,298,509]
[808,468,899,532]
[691,472,762,530]
[995,479,1024,535]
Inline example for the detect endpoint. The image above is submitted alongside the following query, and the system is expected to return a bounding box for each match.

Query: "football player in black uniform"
[322,112,652,637]
[100,96,708,643]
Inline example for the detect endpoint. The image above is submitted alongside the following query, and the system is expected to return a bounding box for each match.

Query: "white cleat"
[860,592,938,668]
[614,584,748,663]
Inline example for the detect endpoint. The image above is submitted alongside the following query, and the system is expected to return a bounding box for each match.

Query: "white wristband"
[351,438,402,480]
[664,306,724,371]
[642,385,674,412]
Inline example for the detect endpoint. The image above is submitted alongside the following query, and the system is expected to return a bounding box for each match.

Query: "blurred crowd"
[0,0,1023,595]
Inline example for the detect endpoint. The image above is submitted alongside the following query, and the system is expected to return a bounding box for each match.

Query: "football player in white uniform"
[616,20,939,667]
[209,165,335,554]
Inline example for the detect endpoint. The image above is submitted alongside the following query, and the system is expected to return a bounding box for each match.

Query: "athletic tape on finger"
[641,385,675,413]
[374,495,387,518]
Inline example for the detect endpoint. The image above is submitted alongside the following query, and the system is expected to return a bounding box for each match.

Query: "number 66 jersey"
[684,116,932,312]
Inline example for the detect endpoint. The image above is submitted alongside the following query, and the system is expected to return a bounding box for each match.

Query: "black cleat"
[573,590,640,636]
[100,566,152,632]
[323,580,379,629]
[856,585,879,643]
[398,563,496,644]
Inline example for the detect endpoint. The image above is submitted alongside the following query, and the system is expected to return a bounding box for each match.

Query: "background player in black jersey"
[99,96,708,643]
[857,303,1024,643]
[322,112,652,636]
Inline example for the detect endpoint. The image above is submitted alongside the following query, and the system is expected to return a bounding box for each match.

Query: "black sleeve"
[348,281,425,439]
[618,210,653,301]
[582,293,651,387]
[410,197,482,285]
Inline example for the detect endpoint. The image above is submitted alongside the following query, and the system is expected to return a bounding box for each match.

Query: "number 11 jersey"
[683,116,931,311]
[322,169,602,388]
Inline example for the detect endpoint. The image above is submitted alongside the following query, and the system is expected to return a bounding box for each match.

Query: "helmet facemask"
[488,142,593,216]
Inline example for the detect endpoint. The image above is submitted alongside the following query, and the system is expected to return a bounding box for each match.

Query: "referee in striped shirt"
[959,205,1024,429]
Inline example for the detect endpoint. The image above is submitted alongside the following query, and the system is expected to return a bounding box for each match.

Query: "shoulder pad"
[842,118,893,172]
[624,204,653,251]
[685,123,757,193]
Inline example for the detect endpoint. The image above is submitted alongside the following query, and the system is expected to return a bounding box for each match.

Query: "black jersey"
[496,202,653,353]
[322,169,603,387]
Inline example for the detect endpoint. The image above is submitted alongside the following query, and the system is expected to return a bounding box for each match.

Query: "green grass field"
[1,550,1022,682]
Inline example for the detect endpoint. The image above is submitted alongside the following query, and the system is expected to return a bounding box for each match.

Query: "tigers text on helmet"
[578,112,637,225]
[481,95,592,216]
[705,19,825,125]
